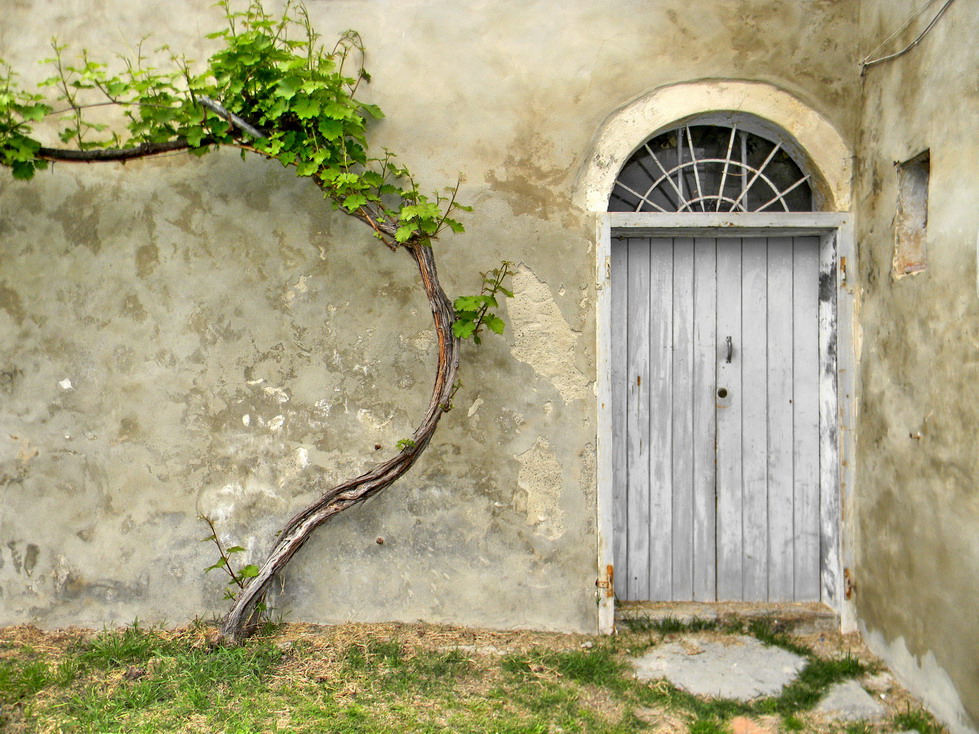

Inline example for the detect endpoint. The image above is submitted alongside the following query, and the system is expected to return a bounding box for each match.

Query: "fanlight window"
[609,124,814,213]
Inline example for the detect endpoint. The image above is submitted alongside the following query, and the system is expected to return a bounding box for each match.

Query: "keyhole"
[717,387,729,398]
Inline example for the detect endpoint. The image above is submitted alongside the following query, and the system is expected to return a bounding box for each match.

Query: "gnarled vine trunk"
[36,142,463,644]
[220,239,460,644]
[1,0,516,649]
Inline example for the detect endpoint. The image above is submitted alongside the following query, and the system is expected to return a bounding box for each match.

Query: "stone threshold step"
[615,601,839,635]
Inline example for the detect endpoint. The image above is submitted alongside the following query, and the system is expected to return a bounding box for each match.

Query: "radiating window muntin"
[609,121,814,213]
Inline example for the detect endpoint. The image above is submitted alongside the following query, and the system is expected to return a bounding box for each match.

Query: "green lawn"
[0,617,944,733]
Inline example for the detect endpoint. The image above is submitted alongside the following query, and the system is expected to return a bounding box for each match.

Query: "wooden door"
[611,235,822,602]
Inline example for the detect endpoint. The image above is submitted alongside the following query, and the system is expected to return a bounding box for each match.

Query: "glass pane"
[609,123,814,213]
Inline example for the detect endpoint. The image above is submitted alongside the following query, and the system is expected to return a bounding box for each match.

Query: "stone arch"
[574,80,852,213]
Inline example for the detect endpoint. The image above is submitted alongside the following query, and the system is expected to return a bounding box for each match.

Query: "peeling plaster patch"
[499,408,525,434]
[0,285,25,326]
[263,386,290,403]
[6,543,22,574]
[52,554,73,594]
[283,274,310,308]
[277,447,313,488]
[0,367,22,395]
[580,443,597,499]
[59,379,73,391]
[23,545,38,577]
[268,415,285,432]
[17,440,38,464]
[861,627,974,734]
[467,397,484,418]
[242,414,250,426]
[357,408,394,431]
[411,329,435,352]
[197,480,283,526]
[508,267,589,403]
[515,437,565,540]
[121,293,147,322]
[135,243,159,279]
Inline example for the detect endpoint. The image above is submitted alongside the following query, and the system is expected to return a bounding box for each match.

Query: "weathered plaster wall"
[0,1,859,633]
[853,1,979,730]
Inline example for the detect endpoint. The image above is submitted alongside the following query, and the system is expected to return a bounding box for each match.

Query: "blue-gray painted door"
[611,235,821,602]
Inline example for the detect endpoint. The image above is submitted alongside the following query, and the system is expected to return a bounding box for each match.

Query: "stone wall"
[1,0,861,636]
[852,1,979,731]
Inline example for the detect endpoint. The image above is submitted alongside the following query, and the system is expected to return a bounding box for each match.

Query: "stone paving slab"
[630,634,807,701]
[816,679,886,721]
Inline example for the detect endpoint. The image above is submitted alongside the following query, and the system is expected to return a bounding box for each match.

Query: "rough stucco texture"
[0,0,859,634]
[854,1,979,731]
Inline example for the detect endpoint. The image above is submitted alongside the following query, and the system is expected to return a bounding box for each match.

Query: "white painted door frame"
[595,211,856,632]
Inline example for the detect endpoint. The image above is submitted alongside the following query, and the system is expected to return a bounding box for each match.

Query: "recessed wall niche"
[892,151,930,278]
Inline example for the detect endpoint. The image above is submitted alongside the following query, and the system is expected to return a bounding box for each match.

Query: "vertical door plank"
[766,238,795,600]
[741,237,769,600]
[793,236,821,600]
[626,238,651,600]
[610,237,630,594]
[692,238,717,600]
[715,238,743,599]
[647,238,674,600]
[671,238,695,600]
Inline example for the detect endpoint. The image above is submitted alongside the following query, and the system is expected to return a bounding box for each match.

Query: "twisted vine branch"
[30,138,462,644]
[1,2,508,645]
[221,241,459,643]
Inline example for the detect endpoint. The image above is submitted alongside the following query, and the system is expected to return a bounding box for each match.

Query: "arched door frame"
[578,82,857,634]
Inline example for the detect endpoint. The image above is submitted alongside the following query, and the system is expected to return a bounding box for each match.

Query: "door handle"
[725,336,733,363]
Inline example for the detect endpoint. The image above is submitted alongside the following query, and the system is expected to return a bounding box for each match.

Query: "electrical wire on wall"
[860,0,957,73]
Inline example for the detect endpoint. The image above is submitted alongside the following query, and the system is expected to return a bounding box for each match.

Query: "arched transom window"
[609,122,815,213]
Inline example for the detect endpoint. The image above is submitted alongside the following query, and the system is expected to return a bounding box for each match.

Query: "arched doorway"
[611,118,823,605]
[580,84,855,632]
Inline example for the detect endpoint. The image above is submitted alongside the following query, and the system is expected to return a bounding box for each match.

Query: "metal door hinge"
[840,256,848,287]
[844,567,856,599]
[595,564,614,598]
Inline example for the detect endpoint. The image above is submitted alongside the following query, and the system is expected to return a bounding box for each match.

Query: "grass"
[501,648,625,685]
[619,615,724,635]
[768,655,866,715]
[0,619,947,733]
[0,658,53,702]
[892,705,946,734]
